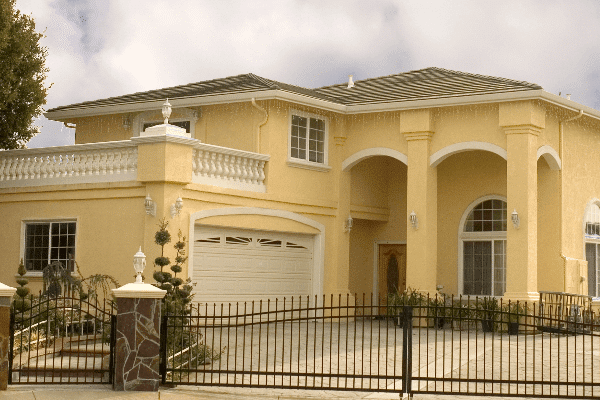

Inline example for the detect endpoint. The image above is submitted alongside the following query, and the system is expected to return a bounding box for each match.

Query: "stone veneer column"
[0,282,16,390]
[112,282,166,391]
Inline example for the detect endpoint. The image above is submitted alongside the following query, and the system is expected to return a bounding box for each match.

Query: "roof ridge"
[315,67,540,91]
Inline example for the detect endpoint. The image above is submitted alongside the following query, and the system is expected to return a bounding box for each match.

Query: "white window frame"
[20,218,78,276]
[458,195,507,296]
[287,109,331,172]
[583,199,600,298]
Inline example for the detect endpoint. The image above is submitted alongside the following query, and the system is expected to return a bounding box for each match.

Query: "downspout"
[251,98,268,154]
[63,122,76,129]
[559,109,584,290]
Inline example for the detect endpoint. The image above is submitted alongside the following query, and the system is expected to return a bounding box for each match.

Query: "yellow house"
[2,67,600,304]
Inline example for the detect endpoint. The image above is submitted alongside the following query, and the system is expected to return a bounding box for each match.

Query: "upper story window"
[288,110,330,171]
[24,221,76,272]
[585,203,600,239]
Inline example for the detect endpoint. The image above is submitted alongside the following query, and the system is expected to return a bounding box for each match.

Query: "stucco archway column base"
[503,125,540,303]
[404,131,437,294]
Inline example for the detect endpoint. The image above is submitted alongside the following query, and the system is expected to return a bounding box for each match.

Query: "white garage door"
[192,226,314,306]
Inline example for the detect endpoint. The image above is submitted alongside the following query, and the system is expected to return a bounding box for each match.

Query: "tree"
[0,0,49,149]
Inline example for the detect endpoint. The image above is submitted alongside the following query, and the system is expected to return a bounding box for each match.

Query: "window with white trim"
[289,112,327,165]
[24,221,76,272]
[584,203,600,297]
[461,199,507,296]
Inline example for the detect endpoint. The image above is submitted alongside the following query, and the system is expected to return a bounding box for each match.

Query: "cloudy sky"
[17,0,600,148]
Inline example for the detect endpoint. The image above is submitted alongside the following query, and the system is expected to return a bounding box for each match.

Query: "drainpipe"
[559,109,584,289]
[63,122,76,129]
[251,98,268,154]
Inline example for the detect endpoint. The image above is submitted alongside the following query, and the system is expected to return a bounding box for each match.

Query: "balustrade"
[192,143,269,193]
[0,141,138,187]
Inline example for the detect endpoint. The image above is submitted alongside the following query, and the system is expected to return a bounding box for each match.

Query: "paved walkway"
[0,384,579,399]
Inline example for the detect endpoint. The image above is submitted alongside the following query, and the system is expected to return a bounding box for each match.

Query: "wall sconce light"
[133,246,146,284]
[122,115,131,131]
[144,194,156,216]
[511,209,520,229]
[162,98,172,124]
[409,210,418,229]
[170,196,183,218]
[344,214,353,232]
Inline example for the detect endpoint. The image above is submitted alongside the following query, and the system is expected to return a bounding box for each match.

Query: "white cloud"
[13,0,600,147]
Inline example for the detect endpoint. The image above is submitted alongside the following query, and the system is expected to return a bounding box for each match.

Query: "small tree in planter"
[502,302,527,335]
[387,287,426,326]
[477,296,500,332]
[428,294,449,329]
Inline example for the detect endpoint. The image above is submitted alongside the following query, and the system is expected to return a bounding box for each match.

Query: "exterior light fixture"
[511,209,520,229]
[344,214,353,232]
[409,211,418,230]
[170,196,183,218]
[122,115,131,130]
[144,194,156,216]
[133,246,146,283]
[162,99,172,124]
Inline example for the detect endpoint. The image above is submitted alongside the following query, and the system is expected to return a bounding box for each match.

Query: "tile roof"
[47,67,542,113]
[315,67,542,105]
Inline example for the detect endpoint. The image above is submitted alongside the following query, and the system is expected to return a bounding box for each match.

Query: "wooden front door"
[378,244,407,305]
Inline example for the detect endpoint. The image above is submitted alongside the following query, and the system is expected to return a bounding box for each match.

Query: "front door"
[378,243,407,305]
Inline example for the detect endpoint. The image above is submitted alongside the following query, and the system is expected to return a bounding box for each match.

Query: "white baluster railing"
[0,141,138,187]
[192,143,269,193]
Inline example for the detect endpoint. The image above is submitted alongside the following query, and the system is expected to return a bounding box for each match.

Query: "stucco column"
[500,101,545,302]
[112,260,167,391]
[404,133,437,293]
[504,126,539,302]
[0,283,16,390]
[336,168,352,294]
[402,110,437,294]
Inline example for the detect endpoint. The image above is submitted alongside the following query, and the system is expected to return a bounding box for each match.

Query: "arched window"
[584,202,600,297]
[460,197,507,296]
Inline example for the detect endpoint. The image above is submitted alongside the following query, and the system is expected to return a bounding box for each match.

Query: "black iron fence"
[160,293,600,398]
[10,292,116,384]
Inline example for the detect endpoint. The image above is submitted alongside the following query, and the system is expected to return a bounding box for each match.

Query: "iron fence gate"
[10,292,116,384]
[160,293,600,398]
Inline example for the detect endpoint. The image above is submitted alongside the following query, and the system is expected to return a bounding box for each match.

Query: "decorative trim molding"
[286,159,332,172]
[430,141,507,167]
[537,145,561,170]
[189,207,325,300]
[342,147,408,171]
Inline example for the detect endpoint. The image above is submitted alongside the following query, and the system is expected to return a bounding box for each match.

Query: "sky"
[16,0,600,148]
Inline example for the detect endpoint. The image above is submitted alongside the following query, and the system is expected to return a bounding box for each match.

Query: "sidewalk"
[0,385,573,400]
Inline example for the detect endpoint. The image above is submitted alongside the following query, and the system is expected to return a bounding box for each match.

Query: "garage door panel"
[193,226,314,307]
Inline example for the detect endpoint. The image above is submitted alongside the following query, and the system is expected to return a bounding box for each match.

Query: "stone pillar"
[402,110,437,294]
[112,281,166,391]
[500,101,545,302]
[0,282,16,390]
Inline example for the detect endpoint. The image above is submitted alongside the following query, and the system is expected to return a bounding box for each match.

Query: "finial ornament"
[162,99,172,124]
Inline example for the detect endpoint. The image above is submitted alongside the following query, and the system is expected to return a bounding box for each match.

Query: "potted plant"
[387,287,426,327]
[477,296,500,332]
[428,294,448,329]
[503,302,527,335]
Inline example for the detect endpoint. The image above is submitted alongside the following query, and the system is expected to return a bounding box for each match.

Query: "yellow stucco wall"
[6,96,600,301]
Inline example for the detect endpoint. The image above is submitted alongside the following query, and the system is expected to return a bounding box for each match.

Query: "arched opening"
[584,201,600,297]
[459,196,507,296]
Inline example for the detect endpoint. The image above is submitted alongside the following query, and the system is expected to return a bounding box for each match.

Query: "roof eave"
[45,88,600,123]
[44,89,346,121]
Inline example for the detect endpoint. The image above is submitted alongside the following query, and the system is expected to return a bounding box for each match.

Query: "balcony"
[0,136,269,192]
